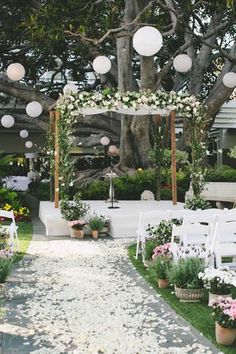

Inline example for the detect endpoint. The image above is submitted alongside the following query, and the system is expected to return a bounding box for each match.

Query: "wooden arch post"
[49,108,60,208]
[170,110,177,205]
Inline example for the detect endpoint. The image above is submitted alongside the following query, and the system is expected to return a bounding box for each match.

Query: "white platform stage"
[39,200,184,238]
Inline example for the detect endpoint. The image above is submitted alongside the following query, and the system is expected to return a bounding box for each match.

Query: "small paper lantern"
[92,56,111,74]
[133,26,163,57]
[20,129,29,139]
[173,54,192,73]
[108,145,117,155]
[26,101,43,118]
[1,115,15,128]
[63,83,78,95]
[25,141,33,149]
[223,72,236,88]
[100,136,110,146]
[7,63,25,81]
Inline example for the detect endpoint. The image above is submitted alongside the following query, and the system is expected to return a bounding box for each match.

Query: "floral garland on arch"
[54,89,210,198]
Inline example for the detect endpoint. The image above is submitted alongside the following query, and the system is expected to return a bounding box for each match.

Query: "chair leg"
[15,232,20,252]
[135,234,140,259]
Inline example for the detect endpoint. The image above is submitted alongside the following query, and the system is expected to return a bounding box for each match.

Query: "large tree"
[0,0,235,170]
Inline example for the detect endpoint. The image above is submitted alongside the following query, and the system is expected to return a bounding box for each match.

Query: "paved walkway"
[1,219,219,354]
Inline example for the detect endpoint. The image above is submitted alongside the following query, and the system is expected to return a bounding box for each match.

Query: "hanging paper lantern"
[20,129,29,139]
[92,56,111,74]
[108,145,117,155]
[100,136,110,146]
[173,54,192,73]
[133,26,163,57]
[7,63,25,81]
[25,141,33,149]
[26,101,43,118]
[223,72,236,88]
[63,83,78,95]
[1,115,15,128]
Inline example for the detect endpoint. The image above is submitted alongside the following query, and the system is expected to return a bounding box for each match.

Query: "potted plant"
[88,215,105,239]
[142,240,157,268]
[0,258,12,297]
[67,220,87,239]
[212,297,236,345]
[168,257,205,302]
[152,254,172,288]
[60,193,90,237]
[99,215,110,236]
[198,267,236,306]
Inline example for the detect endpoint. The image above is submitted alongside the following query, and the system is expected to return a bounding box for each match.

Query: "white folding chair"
[211,221,236,268]
[170,223,212,263]
[0,209,19,251]
[135,210,171,259]
[215,209,236,224]
[169,209,193,222]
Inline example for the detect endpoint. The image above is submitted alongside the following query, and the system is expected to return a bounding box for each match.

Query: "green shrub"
[205,166,236,182]
[184,195,211,210]
[0,258,12,283]
[152,255,172,279]
[60,193,90,221]
[147,220,173,246]
[28,181,50,201]
[143,240,158,260]
[168,258,205,289]
[0,188,21,210]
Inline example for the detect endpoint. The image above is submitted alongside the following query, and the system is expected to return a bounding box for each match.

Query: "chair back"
[183,209,217,226]
[171,223,211,246]
[137,210,171,242]
[214,221,236,244]
[215,209,236,223]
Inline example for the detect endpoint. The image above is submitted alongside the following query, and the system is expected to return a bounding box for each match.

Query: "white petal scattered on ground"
[2,235,217,354]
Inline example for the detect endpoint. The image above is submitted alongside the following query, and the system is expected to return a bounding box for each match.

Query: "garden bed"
[128,244,236,354]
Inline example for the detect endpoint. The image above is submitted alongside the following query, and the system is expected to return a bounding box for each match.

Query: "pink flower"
[152,243,171,260]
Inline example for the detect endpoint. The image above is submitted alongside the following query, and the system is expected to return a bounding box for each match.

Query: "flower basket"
[209,292,232,307]
[158,279,169,289]
[174,286,205,302]
[215,322,236,346]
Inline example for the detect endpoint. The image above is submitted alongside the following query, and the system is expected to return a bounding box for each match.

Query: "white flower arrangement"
[198,267,236,295]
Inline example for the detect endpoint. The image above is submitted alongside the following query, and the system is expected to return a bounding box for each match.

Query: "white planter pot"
[208,292,232,306]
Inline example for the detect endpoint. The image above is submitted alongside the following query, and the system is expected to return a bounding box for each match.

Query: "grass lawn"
[128,244,236,354]
[13,221,33,263]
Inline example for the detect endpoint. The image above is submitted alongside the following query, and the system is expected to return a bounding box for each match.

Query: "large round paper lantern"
[223,72,236,88]
[92,56,111,74]
[1,115,15,128]
[26,101,43,118]
[25,141,33,149]
[173,54,192,73]
[20,129,29,139]
[100,136,110,146]
[7,63,25,81]
[63,83,78,95]
[133,26,163,57]
[108,145,117,155]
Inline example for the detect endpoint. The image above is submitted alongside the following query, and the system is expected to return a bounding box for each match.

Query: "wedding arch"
[49,89,209,207]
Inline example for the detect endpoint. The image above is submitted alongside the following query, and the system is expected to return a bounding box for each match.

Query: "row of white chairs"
[136,208,236,268]
[0,209,19,251]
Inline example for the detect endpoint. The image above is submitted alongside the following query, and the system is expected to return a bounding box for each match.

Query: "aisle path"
[1,219,219,354]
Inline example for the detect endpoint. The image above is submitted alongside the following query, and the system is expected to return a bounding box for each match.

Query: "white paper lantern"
[100,136,110,146]
[20,129,29,139]
[63,83,78,95]
[108,145,117,155]
[7,63,25,81]
[92,56,111,74]
[1,115,15,128]
[26,101,43,118]
[223,72,236,88]
[133,26,163,57]
[25,141,33,149]
[173,54,192,73]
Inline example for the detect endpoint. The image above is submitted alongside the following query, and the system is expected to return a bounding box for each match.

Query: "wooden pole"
[54,110,60,208]
[170,110,177,205]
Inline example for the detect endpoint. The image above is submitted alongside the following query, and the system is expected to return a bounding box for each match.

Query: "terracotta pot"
[74,229,85,239]
[215,322,236,346]
[208,292,232,306]
[158,279,169,289]
[174,286,205,302]
[92,230,99,239]
[0,283,5,298]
